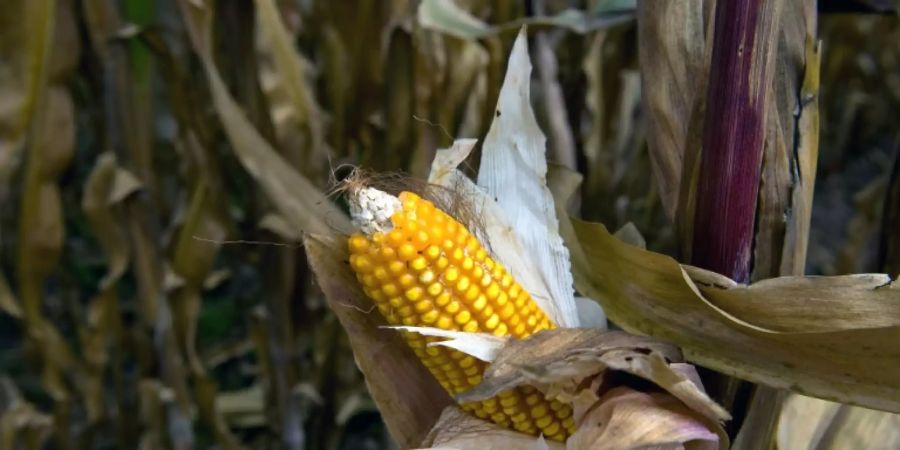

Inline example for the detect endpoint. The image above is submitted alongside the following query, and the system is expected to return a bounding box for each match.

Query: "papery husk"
[569,387,724,450]
[417,406,563,450]
[475,28,579,328]
[451,328,728,450]
[304,234,450,447]
[456,329,727,422]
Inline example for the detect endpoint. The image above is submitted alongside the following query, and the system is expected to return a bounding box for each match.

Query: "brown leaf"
[304,233,450,447]
[417,406,564,450]
[457,328,728,425]
[566,218,900,412]
[752,4,819,280]
[568,387,724,450]
[636,0,708,222]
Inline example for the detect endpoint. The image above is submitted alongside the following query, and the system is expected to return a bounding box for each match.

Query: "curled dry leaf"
[565,218,900,413]
[457,328,726,418]
[451,328,728,449]
[569,387,724,450]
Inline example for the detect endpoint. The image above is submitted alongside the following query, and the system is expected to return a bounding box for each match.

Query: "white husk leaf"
[388,326,507,363]
[575,297,607,329]
[475,28,579,328]
[430,149,561,329]
[428,138,477,185]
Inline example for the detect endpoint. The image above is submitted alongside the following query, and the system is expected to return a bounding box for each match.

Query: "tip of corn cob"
[349,187,402,235]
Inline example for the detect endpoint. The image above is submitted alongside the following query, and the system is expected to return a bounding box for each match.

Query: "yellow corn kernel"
[348,190,572,441]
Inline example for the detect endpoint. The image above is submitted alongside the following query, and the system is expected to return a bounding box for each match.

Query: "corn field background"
[1,0,898,449]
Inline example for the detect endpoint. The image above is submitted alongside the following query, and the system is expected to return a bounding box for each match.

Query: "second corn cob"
[348,188,575,441]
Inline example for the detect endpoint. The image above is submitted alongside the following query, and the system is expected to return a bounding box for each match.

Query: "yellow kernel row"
[348,191,574,440]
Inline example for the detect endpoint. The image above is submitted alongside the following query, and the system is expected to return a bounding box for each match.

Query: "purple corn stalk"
[691,0,780,283]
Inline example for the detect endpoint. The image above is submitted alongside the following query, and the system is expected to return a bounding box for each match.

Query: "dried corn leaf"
[177,0,348,237]
[304,234,450,447]
[255,0,320,131]
[0,378,54,450]
[417,0,491,40]
[569,387,724,450]
[636,0,708,221]
[83,153,139,289]
[254,0,325,170]
[0,0,55,195]
[417,406,563,450]
[15,0,80,410]
[565,219,900,412]
[79,153,138,424]
[0,269,21,319]
[417,0,632,39]
[456,329,727,422]
[450,328,726,449]
[777,395,900,450]
[753,6,819,280]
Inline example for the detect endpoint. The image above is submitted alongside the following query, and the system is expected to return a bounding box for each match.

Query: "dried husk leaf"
[476,28,579,327]
[568,387,724,450]
[417,406,564,450]
[431,142,572,329]
[565,219,900,412]
[450,328,727,449]
[456,329,727,423]
[389,326,507,363]
[304,234,450,447]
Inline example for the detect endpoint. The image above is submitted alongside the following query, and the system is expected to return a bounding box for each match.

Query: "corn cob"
[348,189,575,441]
